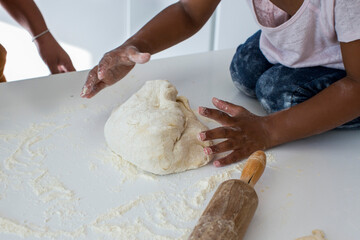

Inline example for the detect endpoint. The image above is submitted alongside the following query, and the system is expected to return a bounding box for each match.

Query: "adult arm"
[0,0,75,73]
[81,0,220,98]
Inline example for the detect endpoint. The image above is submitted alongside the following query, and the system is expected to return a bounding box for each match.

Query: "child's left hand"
[198,97,273,167]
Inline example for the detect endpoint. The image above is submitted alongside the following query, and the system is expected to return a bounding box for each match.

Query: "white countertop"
[0,49,359,240]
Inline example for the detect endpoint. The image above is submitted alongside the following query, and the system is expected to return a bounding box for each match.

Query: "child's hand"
[81,46,151,98]
[198,97,272,167]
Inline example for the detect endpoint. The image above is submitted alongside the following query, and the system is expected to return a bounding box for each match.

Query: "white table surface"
[0,49,359,240]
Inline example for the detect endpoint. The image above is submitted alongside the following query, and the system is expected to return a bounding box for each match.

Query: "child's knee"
[230,31,273,98]
[230,56,256,97]
[230,41,261,97]
[255,67,294,113]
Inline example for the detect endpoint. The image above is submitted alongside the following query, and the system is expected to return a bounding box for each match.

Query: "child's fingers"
[83,81,107,98]
[198,106,232,125]
[97,53,119,80]
[198,127,239,141]
[84,82,107,98]
[213,150,247,167]
[81,66,99,97]
[203,140,236,155]
[212,97,246,116]
[97,47,149,81]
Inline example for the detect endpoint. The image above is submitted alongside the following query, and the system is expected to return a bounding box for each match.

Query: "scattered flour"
[0,116,277,239]
[0,122,84,237]
[296,230,327,240]
[30,169,75,203]
[88,162,98,171]
[97,148,158,183]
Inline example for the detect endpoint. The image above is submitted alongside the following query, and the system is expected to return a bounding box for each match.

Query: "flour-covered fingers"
[81,66,99,98]
[203,140,236,155]
[84,81,107,98]
[97,52,121,80]
[198,106,232,125]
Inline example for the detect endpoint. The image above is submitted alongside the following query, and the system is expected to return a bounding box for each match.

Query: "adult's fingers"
[57,61,75,73]
[57,65,67,73]
[212,97,246,117]
[203,140,237,155]
[198,126,239,141]
[48,62,61,74]
[62,59,76,72]
[198,106,233,125]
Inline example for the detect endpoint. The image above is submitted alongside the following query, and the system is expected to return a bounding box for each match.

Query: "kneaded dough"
[104,80,213,175]
[296,230,326,240]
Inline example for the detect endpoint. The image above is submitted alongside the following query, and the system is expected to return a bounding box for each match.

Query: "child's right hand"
[81,45,151,98]
[198,97,273,167]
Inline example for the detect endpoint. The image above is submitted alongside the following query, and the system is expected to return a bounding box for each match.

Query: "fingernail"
[213,161,220,167]
[198,107,205,114]
[98,70,104,80]
[204,147,212,155]
[198,132,205,141]
[80,88,87,96]
[81,86,89,97]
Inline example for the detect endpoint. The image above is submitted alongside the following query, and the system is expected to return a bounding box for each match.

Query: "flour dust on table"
[296,229,327,240]
[104,80,213,175]
[0,116,277,239]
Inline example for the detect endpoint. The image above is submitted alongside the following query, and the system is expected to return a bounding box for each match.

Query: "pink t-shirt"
[247,0,360,70]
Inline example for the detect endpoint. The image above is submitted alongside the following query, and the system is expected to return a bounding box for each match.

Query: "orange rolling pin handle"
[240,150,266,187]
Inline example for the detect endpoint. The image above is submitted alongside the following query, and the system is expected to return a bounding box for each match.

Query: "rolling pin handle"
[240,150,266,187]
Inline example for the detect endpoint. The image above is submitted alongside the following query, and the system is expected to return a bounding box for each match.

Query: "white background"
[0,0,258,81]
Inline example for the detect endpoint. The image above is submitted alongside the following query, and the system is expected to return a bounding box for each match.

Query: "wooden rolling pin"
[188,150,266,240]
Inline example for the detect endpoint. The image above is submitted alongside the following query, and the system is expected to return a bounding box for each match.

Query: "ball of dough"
[104,80,213,175]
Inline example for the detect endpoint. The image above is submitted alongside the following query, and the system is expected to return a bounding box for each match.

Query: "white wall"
[214,0,259,50]
[0,0,258,82]
[129,0,214,59]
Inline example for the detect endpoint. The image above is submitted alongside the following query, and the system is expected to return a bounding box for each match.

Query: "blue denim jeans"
[230,31,360,129]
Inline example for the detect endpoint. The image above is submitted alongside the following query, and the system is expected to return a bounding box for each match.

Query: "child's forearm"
[266,76,360,146]
[122,0,220,55]
[0,0,48,37]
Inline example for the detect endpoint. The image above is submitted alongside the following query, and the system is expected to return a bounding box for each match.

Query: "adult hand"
[80,46,151,98]
[35,33,75,74]
[198,97,272,167]
[0,44,7,82]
